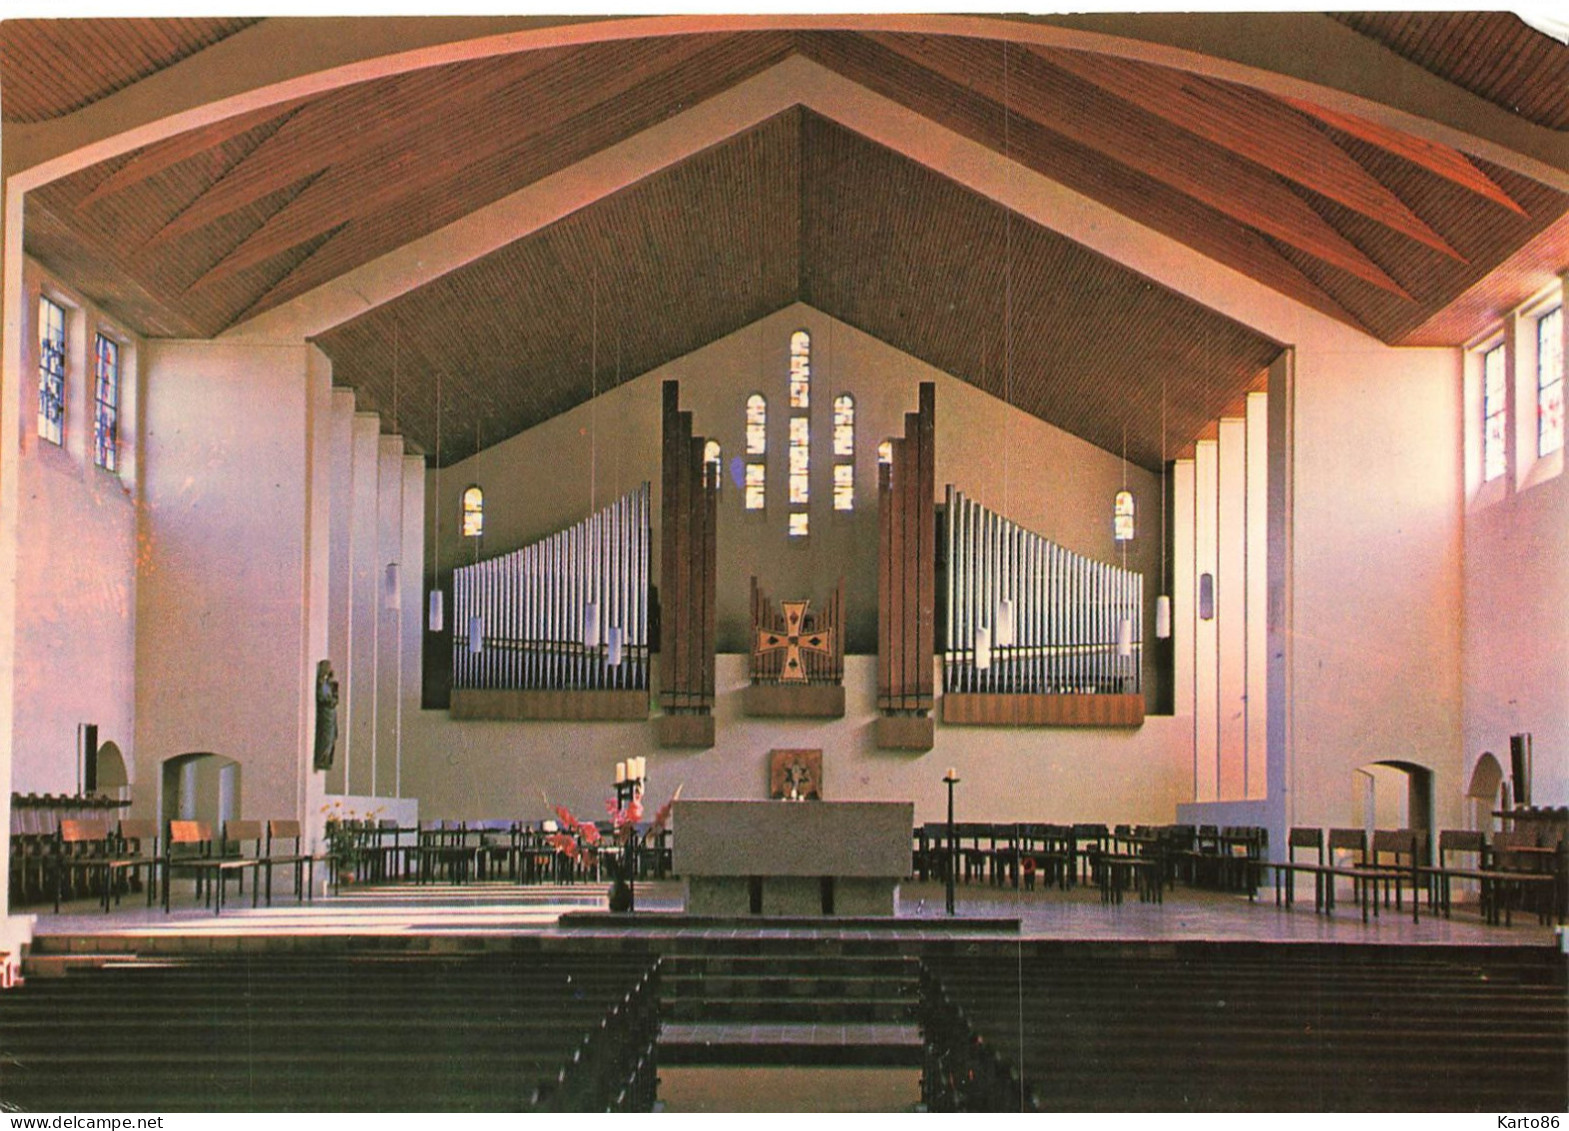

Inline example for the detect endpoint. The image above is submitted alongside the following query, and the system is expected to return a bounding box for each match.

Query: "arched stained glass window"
[744,393,766,510]
[833,464,854,511]
[1537,305,1563,458]
[789,331,810,409]
[788,416,810,504]
[462,485,484,538]
[745,394,767,455]
[38,295,66,446]
[1113,490,1135,542]
[833,394,854,457]
[93,332,120,472]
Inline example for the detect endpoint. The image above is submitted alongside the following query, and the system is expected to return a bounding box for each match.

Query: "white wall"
[403,654,1189,827]
[10,262,139,796]
[133,339,316,826]
[1463,467,1567,807]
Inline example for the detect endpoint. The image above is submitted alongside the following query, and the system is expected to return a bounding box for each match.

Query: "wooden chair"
[104,819,159,910]
[1363,828,1423,922]
[53,819,110,912]
[1421,829,1486,918]
[162,819,215,912]
[1323,827,1373,920]
[1486,831,1562,926]
[1270,827,1318,908]
[264,819,315,904]
[213,819,265,910]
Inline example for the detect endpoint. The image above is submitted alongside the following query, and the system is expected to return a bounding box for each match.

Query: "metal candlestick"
[944,770,960,916]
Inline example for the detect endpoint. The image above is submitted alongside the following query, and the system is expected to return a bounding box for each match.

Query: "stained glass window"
[833,394,854,457]
[744,462,765,510]
[789,331,810,409]
[788,512,809,538]
[788,416,810,504]
[745,394,767,455]
[833,463,854,511]
[1113,489,1135,541]
[1537,306,1563,458]
[1483,343,1507,482]
[38,296,65,446]
[462,485,484,537]
[93,333,120,472]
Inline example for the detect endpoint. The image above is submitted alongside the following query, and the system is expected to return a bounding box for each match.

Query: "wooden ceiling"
[0,19,259,124]
[10,20,1568,467]
[1330,12,1569,131]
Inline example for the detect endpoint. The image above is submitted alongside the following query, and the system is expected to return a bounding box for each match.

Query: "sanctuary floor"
[23,876,1563,951]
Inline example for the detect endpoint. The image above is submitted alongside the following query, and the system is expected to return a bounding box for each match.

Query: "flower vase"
[608,875,633,913]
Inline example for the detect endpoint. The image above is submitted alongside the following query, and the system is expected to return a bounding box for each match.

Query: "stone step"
[661,953,918,977]
[663,973,914,1000]
[664,995,915,1024]
[659,1021,922,1067]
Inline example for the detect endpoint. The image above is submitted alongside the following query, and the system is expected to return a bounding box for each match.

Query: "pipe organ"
[876,382,936,750]
[941,486,1145,727]
[657,380,720,747]
[450,484,650,710]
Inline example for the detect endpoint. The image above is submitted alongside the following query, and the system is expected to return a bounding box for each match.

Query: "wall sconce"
[1198,573,1215,621]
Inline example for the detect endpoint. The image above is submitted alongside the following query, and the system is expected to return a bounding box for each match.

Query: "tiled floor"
[23,875,1562,949]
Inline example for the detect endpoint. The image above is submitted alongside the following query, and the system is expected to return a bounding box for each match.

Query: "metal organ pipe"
[941,487,1142,698]
[450,483,650,692]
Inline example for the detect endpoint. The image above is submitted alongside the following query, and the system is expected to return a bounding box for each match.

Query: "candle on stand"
[616,761,627,784]
[945,767,958,782]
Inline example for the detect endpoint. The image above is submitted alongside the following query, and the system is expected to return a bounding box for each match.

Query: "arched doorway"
[1353,759,1434,844]
[95,740,129,803]
[160,753,241,830]
[1465,752,1505,833]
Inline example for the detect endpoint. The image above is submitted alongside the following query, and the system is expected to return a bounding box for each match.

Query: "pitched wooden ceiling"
[0,18,260,124]
[1329,12,1569,131]
[11,21,1568,467]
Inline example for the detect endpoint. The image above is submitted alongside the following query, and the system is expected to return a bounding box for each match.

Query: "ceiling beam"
[186,35,732,292]
[1030,46,1466,260]
[870,34,1413,298]
[1279,96,1528,217]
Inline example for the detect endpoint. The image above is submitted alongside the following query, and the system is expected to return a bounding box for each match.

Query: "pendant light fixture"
[428,364,445,632]
[1116,422,1134,658]
[385,322,402,611]
[583,269,600,651]
[1155,374,1172,639]
[467,417,483,655]
[991,44,1016,653]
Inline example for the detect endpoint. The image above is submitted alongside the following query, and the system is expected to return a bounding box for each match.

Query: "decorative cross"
[754,599,834,683]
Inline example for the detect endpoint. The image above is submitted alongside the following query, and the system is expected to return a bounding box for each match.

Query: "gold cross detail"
[755,600,834,683]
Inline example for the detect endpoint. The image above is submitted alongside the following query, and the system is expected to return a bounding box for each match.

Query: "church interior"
[0,11,1565,1113]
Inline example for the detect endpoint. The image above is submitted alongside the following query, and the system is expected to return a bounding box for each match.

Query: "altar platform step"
[658,941,918,1063]
[659,1021,921,1067]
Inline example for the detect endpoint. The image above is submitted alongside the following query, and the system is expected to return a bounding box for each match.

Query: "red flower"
[579,823,602,845]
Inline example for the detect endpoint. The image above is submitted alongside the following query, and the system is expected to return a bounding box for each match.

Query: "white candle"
[946,767,957,781]
[616,761,626,784]
[637,757,647,780]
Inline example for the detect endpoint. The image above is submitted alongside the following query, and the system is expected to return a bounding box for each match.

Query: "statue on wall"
[313,660,339,772]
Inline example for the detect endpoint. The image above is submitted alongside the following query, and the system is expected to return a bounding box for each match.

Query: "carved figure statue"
[313,660,340,771]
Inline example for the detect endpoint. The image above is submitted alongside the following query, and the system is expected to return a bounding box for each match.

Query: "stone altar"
[672,799,914,916]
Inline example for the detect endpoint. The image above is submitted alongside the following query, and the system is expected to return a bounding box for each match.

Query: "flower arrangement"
[320,799,384,881]
[546,785,681,909]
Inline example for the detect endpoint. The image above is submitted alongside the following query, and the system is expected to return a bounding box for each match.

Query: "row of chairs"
[912,822,1268,902]
[43,818,314,915]
[326,819,674,888]
[1272,826,1566,926]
